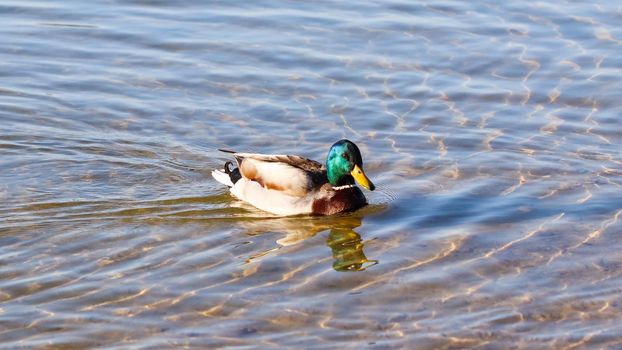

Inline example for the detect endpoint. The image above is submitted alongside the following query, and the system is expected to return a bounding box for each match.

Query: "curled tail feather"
[212,161,242,187]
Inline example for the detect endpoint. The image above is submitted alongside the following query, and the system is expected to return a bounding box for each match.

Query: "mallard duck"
[212,139,375,216]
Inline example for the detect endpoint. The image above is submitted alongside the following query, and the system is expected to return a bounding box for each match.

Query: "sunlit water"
[2,1,622,348]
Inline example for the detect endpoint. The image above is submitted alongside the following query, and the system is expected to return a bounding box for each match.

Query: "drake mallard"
[212,139,375,216]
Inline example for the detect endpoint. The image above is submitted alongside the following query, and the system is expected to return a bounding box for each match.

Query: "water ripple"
[2,0,622,348]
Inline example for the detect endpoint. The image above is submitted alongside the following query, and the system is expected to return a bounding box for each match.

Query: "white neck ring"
[332,184,355,190]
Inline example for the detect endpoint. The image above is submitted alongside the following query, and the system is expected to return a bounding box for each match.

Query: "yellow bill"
[351,164,375,191]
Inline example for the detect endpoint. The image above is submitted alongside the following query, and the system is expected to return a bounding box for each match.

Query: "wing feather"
[230,153,325,197]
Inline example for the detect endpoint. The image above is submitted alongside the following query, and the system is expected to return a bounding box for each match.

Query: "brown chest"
[311,187,367,215]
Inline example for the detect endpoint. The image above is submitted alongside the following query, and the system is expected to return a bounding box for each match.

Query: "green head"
[326,139,375,191]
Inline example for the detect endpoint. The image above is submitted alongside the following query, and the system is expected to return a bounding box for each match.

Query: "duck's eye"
[342,153,350,161]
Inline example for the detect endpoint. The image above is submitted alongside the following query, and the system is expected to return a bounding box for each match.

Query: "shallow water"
[2,0,622,348]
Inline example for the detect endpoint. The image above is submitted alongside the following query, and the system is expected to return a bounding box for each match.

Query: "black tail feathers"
[224,161,242,184]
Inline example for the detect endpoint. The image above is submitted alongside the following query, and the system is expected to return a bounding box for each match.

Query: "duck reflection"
[242,209,378,272]
[326,227,377,271]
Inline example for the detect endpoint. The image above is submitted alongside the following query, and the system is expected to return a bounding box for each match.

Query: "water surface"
[1,0,622,348]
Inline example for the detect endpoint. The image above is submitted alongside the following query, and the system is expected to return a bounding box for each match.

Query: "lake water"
[1,1,622,348]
